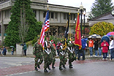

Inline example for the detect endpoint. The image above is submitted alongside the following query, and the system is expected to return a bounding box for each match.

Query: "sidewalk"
[1,53,110,60]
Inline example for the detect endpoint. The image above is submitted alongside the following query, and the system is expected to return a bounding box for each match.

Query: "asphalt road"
[11,61,114,76]
[0,57,114,76]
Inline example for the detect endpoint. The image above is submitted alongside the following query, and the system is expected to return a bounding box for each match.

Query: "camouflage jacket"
[33,42,43,56]
[51,44,56,57]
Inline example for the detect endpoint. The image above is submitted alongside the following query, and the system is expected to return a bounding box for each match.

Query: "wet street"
[0,57,114,76]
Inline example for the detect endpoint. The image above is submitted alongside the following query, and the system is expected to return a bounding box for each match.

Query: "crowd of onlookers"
[0,43,27,56]
[88,37,114,60]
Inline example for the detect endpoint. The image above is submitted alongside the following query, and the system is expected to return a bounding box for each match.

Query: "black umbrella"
[88,34,101,39]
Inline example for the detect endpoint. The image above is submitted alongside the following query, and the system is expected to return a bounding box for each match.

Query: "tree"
[82,27,90,35]
[89,0,113,18]
[89,22,114,36]
[4,0,42,47]
[19,0,42,43]
[4,0,20,47]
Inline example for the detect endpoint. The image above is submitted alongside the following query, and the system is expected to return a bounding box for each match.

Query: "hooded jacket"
[101,41,109,53]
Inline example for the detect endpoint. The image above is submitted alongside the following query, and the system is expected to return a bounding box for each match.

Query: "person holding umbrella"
[88,38,94,57]
[101,39,109,60]
[94,38,98,57]
[101,35,110,57]
[88,34,101,57]
[98,39,102,57]
[10,46,14,55]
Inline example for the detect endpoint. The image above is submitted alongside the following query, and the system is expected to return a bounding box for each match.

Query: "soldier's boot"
[63,65,66,69]
[52,66,55,69]
[35,67,38,71]
[48,65,51,70]
[69,63,73,68]
[37,64,40,69]
[44,68,48,73]
[69,65,73,68]
[52,64,55,69]
[59,67,63,70]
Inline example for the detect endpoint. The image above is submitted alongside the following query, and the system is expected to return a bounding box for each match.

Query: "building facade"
[0,0,84,44]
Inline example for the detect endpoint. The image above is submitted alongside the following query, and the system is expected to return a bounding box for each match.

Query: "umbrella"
[106,32,114,37]
[88,34,101,39]
[101,35,110,44]
[10,46,14,48]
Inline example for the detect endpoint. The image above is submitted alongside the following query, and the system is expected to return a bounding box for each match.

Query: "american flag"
[40,10,49,49]
[44,10,49,32]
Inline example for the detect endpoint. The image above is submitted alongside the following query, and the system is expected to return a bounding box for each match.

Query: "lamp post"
[83,10,86,35]
[111,9,114,31]
[111,9,114,16]
[80,3,83,36]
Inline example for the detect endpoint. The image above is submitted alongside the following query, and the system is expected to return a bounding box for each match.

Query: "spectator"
[98,39,102,57]
[109,37,114,60]
[2,46,7,55]
[94,39,98,57]
[78,36,87,60]
[101,40,109,60]
[11,47,14,55]
[23,43,27,56]
[89,39,94,57]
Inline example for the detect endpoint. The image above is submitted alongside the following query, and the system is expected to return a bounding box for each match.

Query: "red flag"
[74,13,82,49]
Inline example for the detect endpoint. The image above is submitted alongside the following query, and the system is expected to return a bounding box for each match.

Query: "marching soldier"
[33,37,43,71]
[67,38,76,68]
[44,36,52,72]
[51,40,56,69]
[59,42,67,70]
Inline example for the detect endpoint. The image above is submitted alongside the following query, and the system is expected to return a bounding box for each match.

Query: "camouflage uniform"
[44,41,52,72]
[59,44,67,70]
[33,42,43,71]
[51,42,56,69]
[67,41,76,68]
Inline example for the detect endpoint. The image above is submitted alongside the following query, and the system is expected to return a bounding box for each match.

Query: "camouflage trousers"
[59,56,67,68]
[44,54,52,69]
[68,53,76,66]
[35,55,43,68]
[52,52,56,66]
[52,56,56,66]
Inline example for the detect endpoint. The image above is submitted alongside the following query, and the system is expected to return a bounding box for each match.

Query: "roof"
[89,11,114,21]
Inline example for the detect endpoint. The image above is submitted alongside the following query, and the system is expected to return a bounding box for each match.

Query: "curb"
[0,54,110,60]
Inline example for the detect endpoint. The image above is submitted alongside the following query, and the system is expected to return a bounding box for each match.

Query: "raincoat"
[101,41,109,53]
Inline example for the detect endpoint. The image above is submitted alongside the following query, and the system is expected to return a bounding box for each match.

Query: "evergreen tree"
[19,0,42,42]
[4,0,42,47]
[4,0,20,47]
[89,0,113,18]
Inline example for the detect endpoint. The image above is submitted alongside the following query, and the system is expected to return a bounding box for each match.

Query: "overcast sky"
[48,0,114,12]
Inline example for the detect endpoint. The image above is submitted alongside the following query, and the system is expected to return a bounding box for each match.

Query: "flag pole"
[47,3,49,37]
[64,13,70,48]
[68,13,71,39]
[39,2,50,50]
